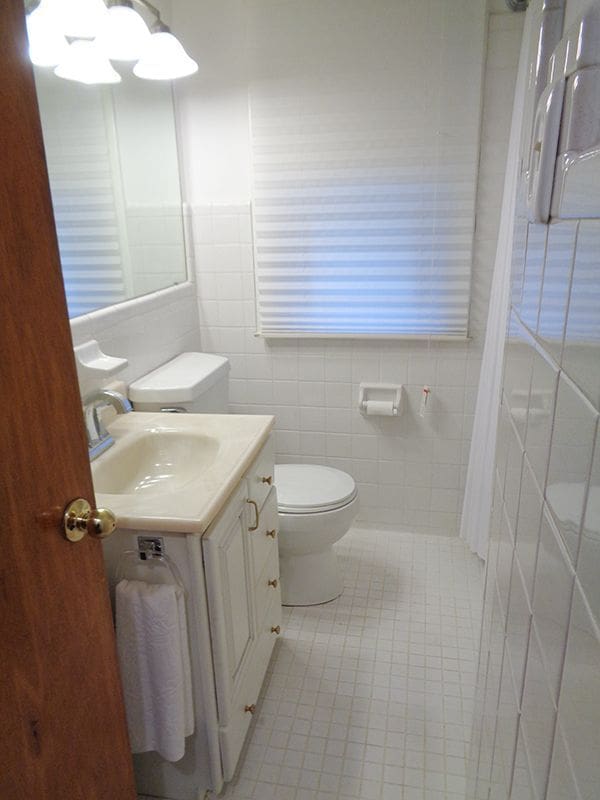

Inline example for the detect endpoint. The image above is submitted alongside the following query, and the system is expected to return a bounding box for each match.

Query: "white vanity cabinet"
[101,432,281,800]
[202,463,281,780]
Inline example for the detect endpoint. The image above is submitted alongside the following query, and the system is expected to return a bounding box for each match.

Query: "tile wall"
[188,12,524,535]
[466,220,600,793]
[70,278,200,398]
[125,204,187,297]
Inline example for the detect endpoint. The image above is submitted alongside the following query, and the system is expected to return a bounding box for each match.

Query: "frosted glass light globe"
[133,31,198,81]
[26,2,69,67]
[54,40,122,85]
[49,0,109,40]
[96,5,151,61]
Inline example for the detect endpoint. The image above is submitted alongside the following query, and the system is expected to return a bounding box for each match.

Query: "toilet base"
[280,547,343,606]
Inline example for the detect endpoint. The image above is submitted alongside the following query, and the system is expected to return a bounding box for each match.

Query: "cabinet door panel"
[248,487,279,581]
[223,526,252,676]
[202,485,255,724]
[220,593,281,781]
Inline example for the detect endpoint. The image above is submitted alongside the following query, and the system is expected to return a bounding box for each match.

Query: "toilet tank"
[128,352,230,413]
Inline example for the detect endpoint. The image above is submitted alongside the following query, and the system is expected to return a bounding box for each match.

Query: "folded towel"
[116,579,194,762]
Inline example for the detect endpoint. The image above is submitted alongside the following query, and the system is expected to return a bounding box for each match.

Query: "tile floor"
[140,527,482,800]
[221,527,483,800]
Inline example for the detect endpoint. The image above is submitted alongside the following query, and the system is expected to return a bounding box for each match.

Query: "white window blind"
[35,71,129,318]
[249,0,486,338]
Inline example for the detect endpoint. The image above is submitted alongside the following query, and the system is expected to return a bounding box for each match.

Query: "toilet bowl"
[275,464,359,606]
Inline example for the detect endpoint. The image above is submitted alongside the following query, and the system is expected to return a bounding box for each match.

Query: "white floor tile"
[220,526,483,800]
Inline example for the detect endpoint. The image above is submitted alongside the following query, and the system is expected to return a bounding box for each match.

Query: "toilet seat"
[275,464,357,515]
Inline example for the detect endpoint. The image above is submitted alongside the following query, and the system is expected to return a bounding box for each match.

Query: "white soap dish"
[74,340,128,382]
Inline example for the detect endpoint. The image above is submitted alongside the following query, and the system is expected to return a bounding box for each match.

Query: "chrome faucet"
[83,389,132,461]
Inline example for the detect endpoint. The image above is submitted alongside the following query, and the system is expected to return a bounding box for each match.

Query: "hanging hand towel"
[116,579,194,762]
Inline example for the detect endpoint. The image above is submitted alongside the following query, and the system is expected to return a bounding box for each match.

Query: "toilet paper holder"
[358,383,403,416]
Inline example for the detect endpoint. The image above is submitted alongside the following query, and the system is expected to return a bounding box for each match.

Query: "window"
[249,0,486,338]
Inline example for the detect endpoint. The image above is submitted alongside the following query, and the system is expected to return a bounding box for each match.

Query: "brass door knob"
[64,498,116,543]
[268,578,278,588]
[244,704,256,714]
[271,625,281,634]
[261,475,272,485]
[266,529,276,538]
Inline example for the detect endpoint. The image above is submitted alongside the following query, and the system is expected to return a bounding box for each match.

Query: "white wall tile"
[546,374,599,565]
[532,511,575,702]
[70,283,201,397]
[520,628,557,799]
[545,721,582,800]
[183,9,520,534]
[556,582,600,799]
[469,15,600,796]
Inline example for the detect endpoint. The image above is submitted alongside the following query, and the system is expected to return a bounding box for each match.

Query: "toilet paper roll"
[363,400,396,416]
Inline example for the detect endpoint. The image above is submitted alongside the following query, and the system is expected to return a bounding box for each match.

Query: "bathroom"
[1,0,599,798]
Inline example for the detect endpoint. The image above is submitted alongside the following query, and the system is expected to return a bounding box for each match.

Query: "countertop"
[93,412,275,534]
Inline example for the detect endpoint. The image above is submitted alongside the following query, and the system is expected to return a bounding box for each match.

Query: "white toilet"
[129,352,359,606]
[275,464,358,605]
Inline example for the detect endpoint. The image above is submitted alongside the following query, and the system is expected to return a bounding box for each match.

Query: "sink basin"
[91,411,274,534]
[93,429,220,496]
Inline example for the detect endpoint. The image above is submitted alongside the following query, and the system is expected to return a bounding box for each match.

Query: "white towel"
[116,579,194,762]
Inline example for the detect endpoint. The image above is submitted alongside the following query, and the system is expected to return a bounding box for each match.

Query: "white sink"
[92,412,274,533]
[93,429,220,496]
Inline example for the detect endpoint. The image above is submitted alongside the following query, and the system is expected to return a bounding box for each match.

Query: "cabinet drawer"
[249,487,279,581]
[246,435,275,511]
[255,544,281,627]
[219,594,281,781]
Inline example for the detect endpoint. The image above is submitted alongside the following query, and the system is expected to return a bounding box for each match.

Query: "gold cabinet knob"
[271,625,281,635]
[266,529,276,538]
[261,475,273,485]
[268,578,278,588]
[244,704,256,714]
[64,498,116,543]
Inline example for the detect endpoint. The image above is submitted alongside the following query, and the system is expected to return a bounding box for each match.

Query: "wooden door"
[0,3,137,798]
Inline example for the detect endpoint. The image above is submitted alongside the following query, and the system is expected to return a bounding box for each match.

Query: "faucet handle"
[83,388,132,414]
[83,388,131,461]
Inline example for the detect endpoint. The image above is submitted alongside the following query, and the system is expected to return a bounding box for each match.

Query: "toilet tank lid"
[129,352,230,404]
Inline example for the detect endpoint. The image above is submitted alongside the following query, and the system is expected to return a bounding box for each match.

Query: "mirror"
[34,67,187,318]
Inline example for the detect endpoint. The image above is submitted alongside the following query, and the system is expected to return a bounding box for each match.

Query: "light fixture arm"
[126,0,172,33]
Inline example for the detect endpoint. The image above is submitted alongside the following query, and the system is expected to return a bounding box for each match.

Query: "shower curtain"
[460,7,534,560]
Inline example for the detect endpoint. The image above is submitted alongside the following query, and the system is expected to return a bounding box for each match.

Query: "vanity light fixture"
[131,0,198,81]
[133,26,198,81]
[54,39,122,84]
[25,0,197,84]
[95,0,151,62]
[25,0,69,67]
[50,0,110,40]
